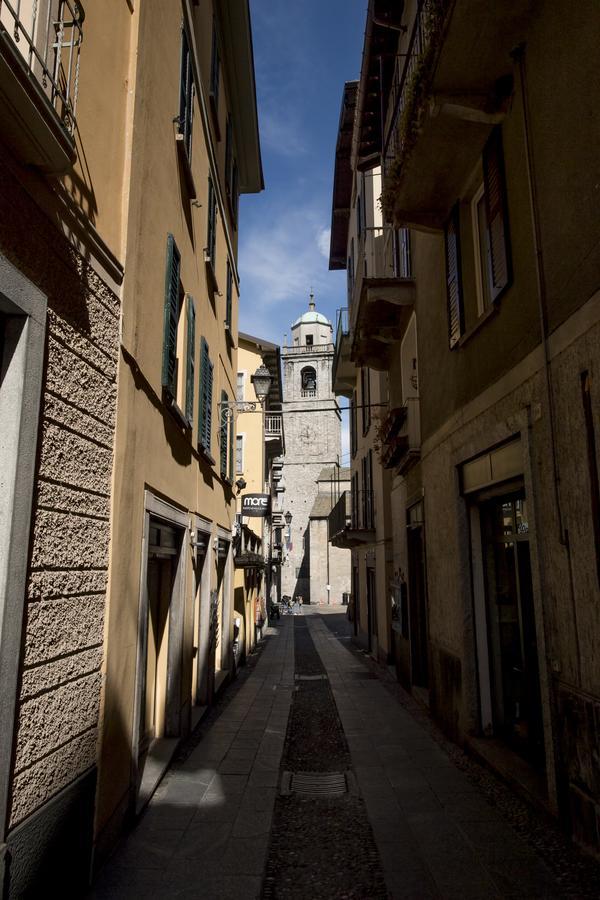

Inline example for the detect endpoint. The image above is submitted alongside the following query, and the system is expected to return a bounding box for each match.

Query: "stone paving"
[90,620,294,899]
[90,607,575,898]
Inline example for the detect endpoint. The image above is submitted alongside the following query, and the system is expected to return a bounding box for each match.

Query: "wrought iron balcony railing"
[264,414,282,437]
[0,0,85,136]
[383,0,442,178]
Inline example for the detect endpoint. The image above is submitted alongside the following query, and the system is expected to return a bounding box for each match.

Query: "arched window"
[301,366,317,395]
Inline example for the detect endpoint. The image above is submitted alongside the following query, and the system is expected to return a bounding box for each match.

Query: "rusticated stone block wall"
[0,152,120,831]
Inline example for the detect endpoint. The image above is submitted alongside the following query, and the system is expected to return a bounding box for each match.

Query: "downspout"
[512,45,581,688]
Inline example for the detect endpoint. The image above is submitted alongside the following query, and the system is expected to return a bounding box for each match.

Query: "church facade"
[280,297,350,603]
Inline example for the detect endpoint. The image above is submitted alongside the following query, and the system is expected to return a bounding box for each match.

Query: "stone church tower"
[280,295,342,602]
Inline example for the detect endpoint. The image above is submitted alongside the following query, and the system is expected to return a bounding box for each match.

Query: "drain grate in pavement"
[295,673,328,681]
[281,771,351,798]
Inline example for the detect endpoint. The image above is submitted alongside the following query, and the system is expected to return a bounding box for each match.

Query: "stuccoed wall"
[0,153,120,833]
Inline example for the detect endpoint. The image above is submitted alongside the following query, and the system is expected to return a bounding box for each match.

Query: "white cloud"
[316,226,331,259]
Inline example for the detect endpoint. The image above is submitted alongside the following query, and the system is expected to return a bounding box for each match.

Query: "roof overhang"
[218,0,264,193]
[329,81,358,270]
[355,0,405,168]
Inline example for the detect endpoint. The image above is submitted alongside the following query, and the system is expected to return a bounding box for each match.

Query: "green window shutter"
[445,204,463,349]
[198,337,213,451]
[185,296,195,423]
[220,390,228,478]
[210,19,220,103]
[179,28,193,157]
[226,261,232,329]
[162,234,181,395]
[206,360,213,451]
[207,177,216,263]
[228,413,234,481]
[483,127,511,301]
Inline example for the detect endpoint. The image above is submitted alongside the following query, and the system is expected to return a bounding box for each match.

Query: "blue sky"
[238,0,366,345]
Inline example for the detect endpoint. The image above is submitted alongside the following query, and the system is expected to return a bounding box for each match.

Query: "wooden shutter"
[210,20,220,101]
[226,261,232,328]
[445,204,463,349]
[483,127,511,301]
[220,390,228,477]
[162,234,181,394]
[207,177,216,262]
[179,29,193,156]
[185,296,195,423]
[198,337,213,451]
[228,413,234,481]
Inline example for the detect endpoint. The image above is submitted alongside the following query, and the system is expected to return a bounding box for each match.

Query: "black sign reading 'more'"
[241,493,271,518]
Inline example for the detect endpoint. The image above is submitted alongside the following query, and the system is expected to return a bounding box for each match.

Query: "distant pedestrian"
[299,596,304,614]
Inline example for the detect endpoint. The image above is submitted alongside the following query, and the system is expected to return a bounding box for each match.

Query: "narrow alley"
[90,609,599,899]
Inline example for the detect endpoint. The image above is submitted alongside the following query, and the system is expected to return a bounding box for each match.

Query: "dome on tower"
[291,292,331,329]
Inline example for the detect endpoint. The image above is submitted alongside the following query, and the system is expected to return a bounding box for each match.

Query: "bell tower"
[280,293,341,602]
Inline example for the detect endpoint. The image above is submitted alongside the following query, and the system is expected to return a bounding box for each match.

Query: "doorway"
[407,517,429,688]
[480,493,544,765]
[366,567,376,653]
[138,519,181,773]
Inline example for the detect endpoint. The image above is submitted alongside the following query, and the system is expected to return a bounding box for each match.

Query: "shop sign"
[242,493,271,518]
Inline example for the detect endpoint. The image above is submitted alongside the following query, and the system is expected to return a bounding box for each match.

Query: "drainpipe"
[512,45,581,688]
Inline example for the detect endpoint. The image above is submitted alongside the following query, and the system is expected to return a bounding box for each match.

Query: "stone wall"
[421,297,600,847]
[0,155,120,850]
[308,518,351,606]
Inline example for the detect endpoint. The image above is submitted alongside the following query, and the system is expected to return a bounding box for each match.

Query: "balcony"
[381,399,421,475]
[264,412,283,456]
[332,308,355,399]
[350,226,415,371]
[328,490,376,549]
[381,0,530,231]
[0,0,84,172]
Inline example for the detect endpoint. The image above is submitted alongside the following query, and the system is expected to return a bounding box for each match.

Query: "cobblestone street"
[90,609,600,899]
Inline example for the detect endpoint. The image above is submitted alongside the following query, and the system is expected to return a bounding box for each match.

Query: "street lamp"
[250,365,272,405]
[219,364,273,419]
[284,510,292,526]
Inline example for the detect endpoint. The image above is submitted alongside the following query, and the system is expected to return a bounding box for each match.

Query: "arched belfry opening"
[301,366,317,394]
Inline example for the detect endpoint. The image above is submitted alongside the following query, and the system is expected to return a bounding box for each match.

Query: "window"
[185,296,195,423]
[445,126,511,347]
[482,127,511,301]
[210,19,220,107]
[235,434,244,474]
[472,183,491,314]
[219,390,234,480]
[393,227,411,278]
[225,260,233,330]
[350,390,357,458]
[305,334,313,347]
[162,234,195,424]
[361,367,371,435]
[236,372,245,402]
[178,27,194,158]
[198,337,214,452]
[207,176,217,265]
[445,204,463,349]
[347,238,355,304]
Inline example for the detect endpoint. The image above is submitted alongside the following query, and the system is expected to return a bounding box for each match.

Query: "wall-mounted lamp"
[219,365,273,420]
